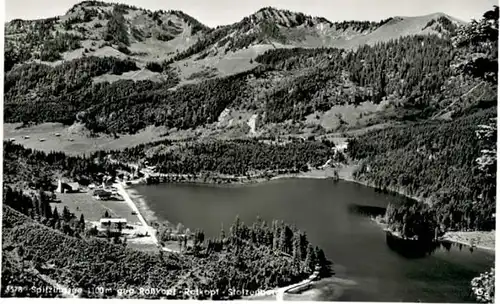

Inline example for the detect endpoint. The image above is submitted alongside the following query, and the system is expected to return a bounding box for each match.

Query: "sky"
[4,0,498,26]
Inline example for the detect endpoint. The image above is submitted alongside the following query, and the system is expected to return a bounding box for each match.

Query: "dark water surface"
[133,179,494,302]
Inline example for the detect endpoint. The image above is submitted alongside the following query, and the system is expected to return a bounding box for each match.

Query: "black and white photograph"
[1,0,497,301]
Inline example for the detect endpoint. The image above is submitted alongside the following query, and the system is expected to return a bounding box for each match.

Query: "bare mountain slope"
[169,8,465,80]
[5,1,209,67]
[5,2,466,82]
[174,8,465,61]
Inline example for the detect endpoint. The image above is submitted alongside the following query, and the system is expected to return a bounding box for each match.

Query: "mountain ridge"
[5,1,466,68]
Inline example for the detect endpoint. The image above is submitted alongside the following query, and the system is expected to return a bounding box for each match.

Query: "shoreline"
[122,177,335,300]
[114,182,179,252]
[129,165,495,253]
[114,182,159,245]
[440,231,495,252]
[121,180,332,301]
[371,215,496,252]
[119,166,494,301]
[137,164,426,203]
[243,272,323,301]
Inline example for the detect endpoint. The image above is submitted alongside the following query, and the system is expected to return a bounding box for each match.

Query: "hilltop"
[174,9,463,60]
[5,1,464,81]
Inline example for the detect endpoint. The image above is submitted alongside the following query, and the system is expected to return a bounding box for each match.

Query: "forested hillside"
[3,0,476,137]
[348,107,496,233]
[347,6,498,237]
[3,141,130,189]
[3,139,333,298]
[2,202,330,299]
[115,138,334,175]
[5,33,495,134]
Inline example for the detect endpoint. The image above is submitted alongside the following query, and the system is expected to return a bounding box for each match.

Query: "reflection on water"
[386,232,441,259]
[347,204,387,217]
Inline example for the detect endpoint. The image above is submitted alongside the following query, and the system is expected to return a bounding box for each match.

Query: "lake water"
[133,178,495,302]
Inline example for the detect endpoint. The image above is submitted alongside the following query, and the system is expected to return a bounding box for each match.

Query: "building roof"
[67,182,79,189]
[99,218,127,223]
[93,189,112,196]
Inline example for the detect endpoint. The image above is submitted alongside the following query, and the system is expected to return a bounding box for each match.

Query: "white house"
[56,179,80,193]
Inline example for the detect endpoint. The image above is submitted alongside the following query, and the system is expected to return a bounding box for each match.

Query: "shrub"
[471,267,495,303]
[146,61,163,73]
[116,44,130,55]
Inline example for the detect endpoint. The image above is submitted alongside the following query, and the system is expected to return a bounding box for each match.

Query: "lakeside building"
[99,218,127,231]
[102,176,114,188]
[93,189,112,200]
[56,180,80,193]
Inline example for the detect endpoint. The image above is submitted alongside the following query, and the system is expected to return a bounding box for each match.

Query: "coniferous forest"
[5,34,496,133]
[348,6,497,238]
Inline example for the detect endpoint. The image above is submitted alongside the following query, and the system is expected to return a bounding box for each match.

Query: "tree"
[79,214,85,230]
[113,234,121,244]
[62,206,71,222]
[220,223,226,240]
[104,7,130,46]
[106,222,112,240]
[17,245,25,269]
[299,231,309,260]
[452,6,498,83]
[117,221,123,235]
[39,190,52,219]
[62,223,73,236]
[315,247,330,276]
[176,222,185,234]
[53,207,60,221]
[476,118,497,178]
[194,229,205,247]
[278,225,287,253]
[304,244,316,272]
[87,226,98,237]
[32,194,41,216]
[272,220,280,250]
[292,230,301,263]
[471,267,495,303]
[104,210,110,218]
[230,215,241,242]
[178,237,183,252]
[4,44,19,72]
